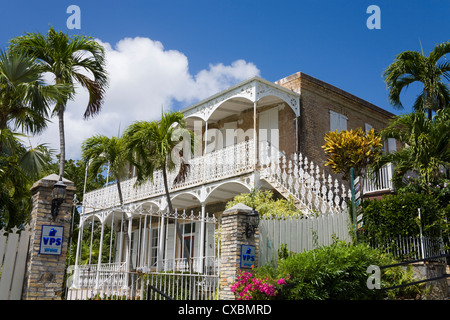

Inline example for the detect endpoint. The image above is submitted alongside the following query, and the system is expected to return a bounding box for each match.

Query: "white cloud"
[29,36,260,160]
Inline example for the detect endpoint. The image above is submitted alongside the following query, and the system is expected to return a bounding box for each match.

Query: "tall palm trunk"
[57,103,66,178]
[162,162,192,273]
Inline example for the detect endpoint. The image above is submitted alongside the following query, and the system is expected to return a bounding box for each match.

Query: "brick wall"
[276,72,396,172]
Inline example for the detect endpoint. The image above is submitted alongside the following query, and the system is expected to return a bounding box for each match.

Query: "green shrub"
[226,189,301,218]
[360,192,447,244]
[269,241,423,300]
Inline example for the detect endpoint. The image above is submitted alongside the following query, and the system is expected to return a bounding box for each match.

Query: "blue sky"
[1,0,449,159]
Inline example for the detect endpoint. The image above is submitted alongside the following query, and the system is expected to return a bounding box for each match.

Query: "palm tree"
[123,111,195,270]
[371,107,450,188]
[81,135,128,208]
[81,134,128,268]
[10,27,108,178]
[0,50,66,153]
[383,41,450,119]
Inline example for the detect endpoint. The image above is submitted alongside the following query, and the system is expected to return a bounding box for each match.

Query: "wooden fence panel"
[259,211,351,266]
[0,226,31,300]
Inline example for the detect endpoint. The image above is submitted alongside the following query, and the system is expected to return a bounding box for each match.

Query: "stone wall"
[410,263,449,300]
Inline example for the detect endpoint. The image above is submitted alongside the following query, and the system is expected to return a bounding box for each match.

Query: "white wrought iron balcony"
[82,140,255,213]
[362,163,395,195]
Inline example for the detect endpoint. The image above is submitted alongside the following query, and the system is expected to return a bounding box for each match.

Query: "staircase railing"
[259,142,350,216]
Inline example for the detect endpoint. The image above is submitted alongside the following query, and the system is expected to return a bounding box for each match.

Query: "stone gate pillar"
[22,174,75,300]
[220,203,259,300]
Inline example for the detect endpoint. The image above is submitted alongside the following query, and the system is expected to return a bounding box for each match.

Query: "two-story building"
[70,71,397,296]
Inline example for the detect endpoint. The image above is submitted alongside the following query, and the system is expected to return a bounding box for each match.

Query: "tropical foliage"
[0,49,67,151]
[0,48,63,229]
[361,41,450,263]
[10,26,108,178]
[82,134,128,207]
[237,240,424,300]
[383,41,450,119]
[122,111,195,268]
[322,128,382,181]
[0,131,54,229]
[225,189,301,218]
[360,193,447,241]
[372,107,449,188]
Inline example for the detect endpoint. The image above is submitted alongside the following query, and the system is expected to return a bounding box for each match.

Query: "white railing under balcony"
[83,140,255,212]
[362,163,395,194]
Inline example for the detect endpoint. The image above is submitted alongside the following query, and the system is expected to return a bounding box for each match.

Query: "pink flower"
[277,278,286,285]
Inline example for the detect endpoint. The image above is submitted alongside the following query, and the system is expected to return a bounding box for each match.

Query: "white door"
[259,107,279,160]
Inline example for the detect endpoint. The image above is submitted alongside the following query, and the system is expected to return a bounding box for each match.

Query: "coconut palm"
[0,50,66,153]
[383,41,450,119]
[123,111,195,269]
[10,27,108,178]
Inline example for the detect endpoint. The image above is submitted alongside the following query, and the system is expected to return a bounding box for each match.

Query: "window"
[180,222,196,259]
[183,222,196,234]
[329,110,347,132]
[150,228,159,266]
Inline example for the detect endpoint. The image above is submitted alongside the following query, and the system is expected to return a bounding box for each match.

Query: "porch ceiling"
[182,76,300,123]
[171,182,250,209]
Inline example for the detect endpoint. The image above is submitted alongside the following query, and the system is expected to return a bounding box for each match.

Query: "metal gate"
[66,209,221,300]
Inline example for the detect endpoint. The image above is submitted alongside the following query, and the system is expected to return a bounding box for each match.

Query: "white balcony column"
[204,121,208,155]
[140,213,148,269]
[72,216,85,288]
[117,212,125,264]
[157,210,166,272]
[253,100,257,168]
[199,201,206,274]
[88,215,94,265]
[95,214,105,288]
[126,213,133,273]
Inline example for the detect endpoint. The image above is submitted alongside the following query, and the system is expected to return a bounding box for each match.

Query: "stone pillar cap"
[223,203,252,214]
[31,173,75,191]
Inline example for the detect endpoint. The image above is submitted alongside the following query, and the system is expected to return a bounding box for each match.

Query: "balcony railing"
[362,163,395,194]
[83,140,255,213]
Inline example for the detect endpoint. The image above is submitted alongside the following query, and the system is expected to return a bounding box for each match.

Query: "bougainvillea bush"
[230,270,290,300]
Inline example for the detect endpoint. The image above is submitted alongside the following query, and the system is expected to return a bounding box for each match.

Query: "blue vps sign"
[39,225,64,255]
[240,244,256,268]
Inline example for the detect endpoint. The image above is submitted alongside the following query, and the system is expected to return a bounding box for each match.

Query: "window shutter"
[387,138,397,153]
[330,110,347,132]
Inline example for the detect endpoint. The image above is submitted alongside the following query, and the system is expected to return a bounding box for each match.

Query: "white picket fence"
[259,210,351,266]
[0,225,31,300]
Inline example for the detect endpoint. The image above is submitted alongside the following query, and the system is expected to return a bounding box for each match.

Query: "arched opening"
[205,181,252,218]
